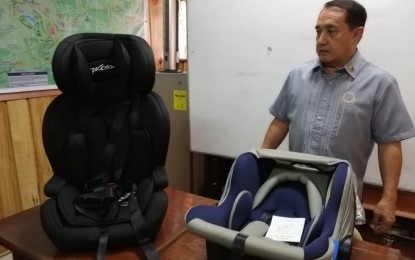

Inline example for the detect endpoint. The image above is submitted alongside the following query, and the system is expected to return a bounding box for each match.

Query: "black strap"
[260,212,273,224]
[97,232,109,260]
[127,183,160,260]
[75,99,132,222]
[85,99,131,190]
[128,184,149,238]
[231,233,248,260]
[139,239,160,260]
[99,100,130,176]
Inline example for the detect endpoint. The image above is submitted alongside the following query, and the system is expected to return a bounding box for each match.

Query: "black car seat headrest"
[52,33,155,104]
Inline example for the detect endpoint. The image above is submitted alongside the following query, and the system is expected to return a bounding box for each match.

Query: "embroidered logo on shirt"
[343,91,356,103]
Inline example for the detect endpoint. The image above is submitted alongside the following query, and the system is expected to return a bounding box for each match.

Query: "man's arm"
[370,141,402,234]
[261,118,289,149]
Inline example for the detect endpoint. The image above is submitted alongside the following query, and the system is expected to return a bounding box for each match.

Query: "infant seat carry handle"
[291,162,337,174]
[254,149,350,168]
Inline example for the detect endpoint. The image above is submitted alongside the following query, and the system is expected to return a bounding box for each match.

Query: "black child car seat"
[40,33,170,259]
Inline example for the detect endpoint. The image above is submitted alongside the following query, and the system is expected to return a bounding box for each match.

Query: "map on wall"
[0,0,146,90]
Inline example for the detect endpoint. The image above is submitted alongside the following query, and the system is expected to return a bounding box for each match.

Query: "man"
[262,0,415,234]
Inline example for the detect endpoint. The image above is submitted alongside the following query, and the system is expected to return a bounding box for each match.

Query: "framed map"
[0,0,146,92]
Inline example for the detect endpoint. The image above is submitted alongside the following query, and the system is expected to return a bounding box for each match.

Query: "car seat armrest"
[186,203,235,227]
[240,221,269,236]
[245,236,303,259]
[186,218,240,248]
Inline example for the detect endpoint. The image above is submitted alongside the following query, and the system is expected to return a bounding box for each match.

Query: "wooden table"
[0,188,402,260]
[161,232,402,260]
[0,188,214,260]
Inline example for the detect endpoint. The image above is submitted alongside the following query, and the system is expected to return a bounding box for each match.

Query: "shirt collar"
[310,50,362,78]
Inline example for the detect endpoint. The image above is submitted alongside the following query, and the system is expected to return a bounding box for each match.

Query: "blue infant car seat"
[185,149,356,260]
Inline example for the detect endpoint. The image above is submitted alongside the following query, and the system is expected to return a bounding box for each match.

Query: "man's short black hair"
[324,0,367,28]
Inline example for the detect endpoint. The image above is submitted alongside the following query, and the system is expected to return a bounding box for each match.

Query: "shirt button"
[318,116,322,120]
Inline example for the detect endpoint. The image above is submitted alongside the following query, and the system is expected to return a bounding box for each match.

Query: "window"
[178,0,187,60]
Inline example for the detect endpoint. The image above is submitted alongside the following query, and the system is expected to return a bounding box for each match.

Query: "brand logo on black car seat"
[90,64,115,75]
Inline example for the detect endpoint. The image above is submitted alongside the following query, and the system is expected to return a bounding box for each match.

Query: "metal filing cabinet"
[153,72,191,192]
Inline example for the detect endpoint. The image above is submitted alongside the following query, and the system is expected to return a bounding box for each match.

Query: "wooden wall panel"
[29,96,55,203]
[7,99,40,210]
[0,102,22,219]
[0,94,57,256]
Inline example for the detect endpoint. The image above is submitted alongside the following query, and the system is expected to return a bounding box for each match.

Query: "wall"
[187,0,415,191]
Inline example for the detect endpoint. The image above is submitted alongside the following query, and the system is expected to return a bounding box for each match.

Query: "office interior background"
[0,0,414,259]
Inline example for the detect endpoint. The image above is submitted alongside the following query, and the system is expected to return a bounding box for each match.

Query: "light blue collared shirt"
[270,50,415,197]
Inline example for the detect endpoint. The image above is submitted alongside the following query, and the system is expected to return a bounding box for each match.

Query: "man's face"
[315,7,361,70]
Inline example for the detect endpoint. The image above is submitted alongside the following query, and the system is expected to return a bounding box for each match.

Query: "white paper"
[265,216,305,243]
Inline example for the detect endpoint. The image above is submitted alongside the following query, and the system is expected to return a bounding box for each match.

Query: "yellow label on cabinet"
[173,90,187,111]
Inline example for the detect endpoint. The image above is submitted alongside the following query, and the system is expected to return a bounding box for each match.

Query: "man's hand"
[370,197,396,234]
